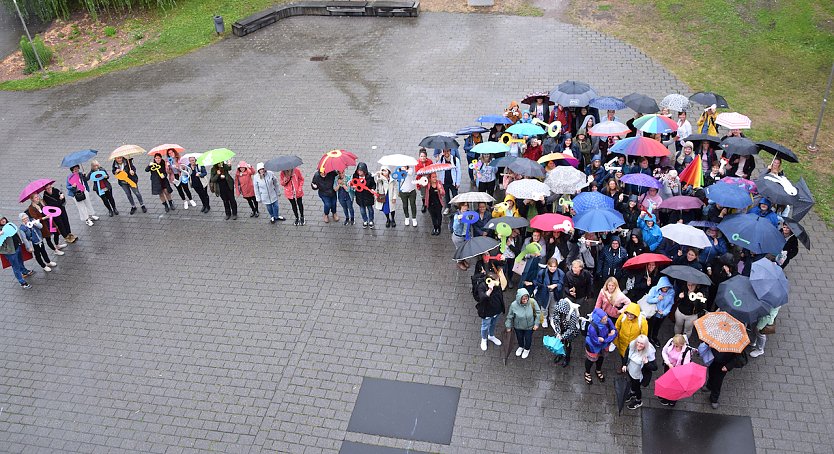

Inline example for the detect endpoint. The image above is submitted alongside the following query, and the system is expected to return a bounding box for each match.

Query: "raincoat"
[614,303,648,356]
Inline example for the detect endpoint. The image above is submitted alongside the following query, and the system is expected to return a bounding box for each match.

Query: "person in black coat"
[778,223,799,269]
[564,259,594,311]
[145,153,175,212]
[596,238,629,282]
[41,182,76,243]
[352,162,377,228]
[627,261,661,301]
[186,157,211,213]
[704,348,742,409]
[476,272,505,351]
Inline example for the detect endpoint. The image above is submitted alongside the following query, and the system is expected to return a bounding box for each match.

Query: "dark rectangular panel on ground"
[642,407,756,454]
[346,377,461,445]
[339,441,431,454]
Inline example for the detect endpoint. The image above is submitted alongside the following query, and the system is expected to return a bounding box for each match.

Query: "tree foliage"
[2,0,176,22]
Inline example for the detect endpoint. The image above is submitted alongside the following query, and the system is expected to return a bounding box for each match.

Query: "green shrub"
[19,34,53,74]
[103,26,116,37]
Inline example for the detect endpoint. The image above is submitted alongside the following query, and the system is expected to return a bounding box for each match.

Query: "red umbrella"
[1,248,33,269]
[654,362,707,401]
[658,196,704,211]
[416,162,455,176]
[529,213,573,233]
[622,253,672,270]
[18,179,55,203]
[317,149,358,173]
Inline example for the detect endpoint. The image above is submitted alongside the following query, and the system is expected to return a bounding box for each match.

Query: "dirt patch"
[420,0,540,15]
[0,11,153,82]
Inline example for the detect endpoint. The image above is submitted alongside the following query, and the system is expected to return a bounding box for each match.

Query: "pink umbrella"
[715,112,751,129]
[529,213,574,232]
[720,176,757,193]
[654,362,707,401]
[658,195,704,210]
[18,179,55,203]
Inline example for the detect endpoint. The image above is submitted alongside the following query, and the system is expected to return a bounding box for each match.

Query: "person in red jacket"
[414,149,433,214]
[236,161,258,217]
[279,167,305,226]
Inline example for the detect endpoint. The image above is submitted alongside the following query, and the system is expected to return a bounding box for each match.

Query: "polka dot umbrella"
[693,312,750,353]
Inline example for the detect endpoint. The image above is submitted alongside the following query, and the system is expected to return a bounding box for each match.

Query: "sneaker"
[85,219,94,226]
[344,219,350,226]
[363,221,368,229]
[23,270,35,278]
[515,347,524,357]
[710,402,719,409]
[189,199,197,207]
[141,206,147,213]
[250,212,257,218]
[90,215,100,221]
[350,218,355,225]
[412,218,417,227]
[294,219,299,226]
[270,217,276,224]
[660,399,674,407]
[750,349,764,358]
[300,218,305,226]
[184,201,189,209]
[542,318,548,328]
[21,282,31,289]
[56,243,68,249]
[480,339,487,351]
[54,250,65,256]
[163,204,170,213]
[488,336,502,346]
[627,400,643,410]
[232,215,237,220]
[369,221,375,229]
[225,215,231,220]
[443,208,449,215]
[130,207,137,215]
[43,266,52,272]
[277,216,286,221]
[48,262,57,267]
[521,349,530,359]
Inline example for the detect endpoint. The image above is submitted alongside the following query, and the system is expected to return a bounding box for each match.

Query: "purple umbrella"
[720,176,757,193]
[620,173,662,189]
[18,178,56,203]
[658,196,704,211]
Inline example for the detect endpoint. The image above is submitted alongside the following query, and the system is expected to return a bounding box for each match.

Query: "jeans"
[481,315,500,339]
[400,190,417,218]
[338,190,354,220]
[514,328,533,350]
[119,184,145,207]
[320,194,337,215]
[3,247,30,284]
[265,201,280,219]
[359,205,374,222]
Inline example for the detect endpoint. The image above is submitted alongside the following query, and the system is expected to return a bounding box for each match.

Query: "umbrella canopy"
[750,258,790,308]
[476,114,514,124]
[782,217,810,250]
[530,213,574,233]
[148,144,184,156]
[686,133,722,145]
[484,216,529,230]
[704,182,753,209]
[620,173,662,189]
[589,120,630,137]
[60,149,98,168]
[505,179,550,200]
[622,93,659,114]
[378,154,417,167]
[661,265,712,286]
[453,236,499,261]
[609,136,670,157]
[449,192,495,204]
[622,253,672,270]
[719,176,757,193]
[654,363,707,401]
[715,275,773,324]
[419,134,459,150]
[693,312,749,353]
[415,162,455,175]
[790,177,815,221]
[491,156,517,168]
[471,141,510,154]
[573,191,615,213]
[317,149,357,173]
[678,155,704,188]
[520,91,553,105]
[179,152,201,166]
[634,114,678,134]
[18,179,55,203]
[456,125,489,136]
[658,196,704,210]
[264,155,303,172]
[755,174,799,206]
[550,80,597,107]
[573,208,624,233]
[614,375,630,416]
[661,224,711,248]
[720,136,758,156]
[543,336,566,355]
[715,112,751,129]
[659,94,692,112]
[197,148,236,167]
[109,144,147,160]
[756,141,799,163]
[719,213,785,255]
[689,92,730,109]
[544,166,588,194]
[688,220,719,229]
[538,152,579,167]
[508,158,545,178]
[589,96,626,111]
[507,122,546,137]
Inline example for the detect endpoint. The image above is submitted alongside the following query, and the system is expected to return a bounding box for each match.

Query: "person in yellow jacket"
[614,303,648,357]
[491,194,520,218]
[696,104,719,136]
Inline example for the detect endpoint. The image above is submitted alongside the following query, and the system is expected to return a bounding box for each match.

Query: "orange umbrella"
[149,143,185,156]
[693,312,750,353]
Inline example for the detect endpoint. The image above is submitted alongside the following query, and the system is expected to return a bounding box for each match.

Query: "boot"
[163,202,170,213]
[107,209,114,217]
[168,200,176,211]
[141,205,147,213]
[391,217,396,228]
[113,208,119,215]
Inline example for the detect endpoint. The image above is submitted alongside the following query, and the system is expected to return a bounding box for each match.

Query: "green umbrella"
[197,148,236,166]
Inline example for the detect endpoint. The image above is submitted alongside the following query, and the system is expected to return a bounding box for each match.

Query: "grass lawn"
[570,0,834,223]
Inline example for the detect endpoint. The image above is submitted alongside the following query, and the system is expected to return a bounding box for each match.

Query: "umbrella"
[530,213,574,233]
[782,217,810,250]
[264,155,303,172]
[544,166,588,194]
[661,224,711,248]
[614,375,630,416]
[715,112,751,129]
[521,91,553,105]
[688,220,719,229]
[505,179,550,200]
[658,196,704,211]
[622,93,659,114]
[485,216,529,230]
[472,141,510,154]
[18,179,55,203]
[715,276,773,324]
[719,176,756,193]
[378,154,417,167]
[750,258,789,308]
[659,94,692,112]
[550,80,597,107]
[507,123,546,137]
[620,173,662,189]
[109,144,147,160]
[756,141,799,163]
[419,134,459,150]
[790,177,815,221]
[148,144,184,156]
[179,152,201,166]
[693,312,749,353]
[431,131,459,138]
[589,120,630,137]
[573,208,624,233]
[508,158,546,178]
[609,137,670,157]
[449,192,495,204]
[689,92,729,109]
[491,156,517,168]
[704,182,753,209]
[633,114,678,134]
[502,327,515,365]
[453,236,499,260]
[678,155,704,188]
[416,162,455,176]
[685,133,722,145]
[718,213,785,255]
[317,149,358,173]
[589,96,626,111]
[197,148,236,167]
[476,114,514,124]
[755,174,799,206]
[538,152,579,167]
[542,336,566,355]
[456,125,489,136]
[60,149,98,168]
[661,265,711,286]
[720,136,758,156]
[573,192,615,213]
[622,253,672,270]
[654,363,707,401]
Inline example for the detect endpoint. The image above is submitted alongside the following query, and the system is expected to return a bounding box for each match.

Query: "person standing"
[352,162,376,229]
[41,183,76,244]
[280,167,305,226]
[252,162,286,224]
[112,156,146,214]
[564,259,594,310]
[311,169,339,223]
[674,283,705,339]
[89,160,119,216]
[620,335,657,410]
[146,153,175,212]
[236,161,259,217]
[18,213,57,272]
[750,306,779,358]
[66,165,99,226]
[438,148,461,214]
[425,173,445,235]
[210,161,238,220]
[703,348,742,409]
[0,217,35,289]
[186,156,211,213]
[166,149,197,210]
[614,303,647,359]
[414,149,433,214]
[659,334,693,406]
[474,154,497,195]
[374,167,397,228]
[398,166,418,228]
[549,297,580,367]
[646,276,674,348]
[335,169,355,226]
[475,272,505,351]
[26,194,66,256]
[584,308,617,384]
[505,289,540,359]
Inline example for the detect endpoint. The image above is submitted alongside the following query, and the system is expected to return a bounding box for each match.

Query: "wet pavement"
[0,12,832,454]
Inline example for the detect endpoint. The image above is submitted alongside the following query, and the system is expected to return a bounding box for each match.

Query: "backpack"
[471,272,486,303]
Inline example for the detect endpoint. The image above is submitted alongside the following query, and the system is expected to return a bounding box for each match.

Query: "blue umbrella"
[573,191,615,213]
[715,275,772,324]
[750,258,789,308]
[718,213,786,255]
[573,208,625,233]
[456,125,489,136]
[60,149,98,168]
[507,123,546,137]
[704,181,753,209]
[477,115,514,124]
[472,141,510,154]
[589,96,626,111]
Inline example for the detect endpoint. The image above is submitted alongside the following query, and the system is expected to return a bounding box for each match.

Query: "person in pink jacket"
[280,167,305,225]
[235,161,258,217]
[659,334,693,407]
[595,277,630,319]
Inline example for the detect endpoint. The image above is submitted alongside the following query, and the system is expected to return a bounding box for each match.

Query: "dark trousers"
[289,198,304,220]
[245,196,259,213]
[478,180,496,195]
[428,203,442,230]
[514,328,533,350]
[32,242,51,268]
[585,354,606,374]
[174,183,192,201]
[218,184,237,216]
[648,315,666,342]
[443,183,458,206]
[98,190,117,213]
[706,365,728,403]
[628,376,642,401]
[193,185,210,209]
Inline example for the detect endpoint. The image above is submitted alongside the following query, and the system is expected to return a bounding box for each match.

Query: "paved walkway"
[0,13,831,454]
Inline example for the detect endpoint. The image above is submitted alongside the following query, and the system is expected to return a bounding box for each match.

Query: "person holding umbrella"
[504,288,541,360]
[414,149,433,213]
[476,272,505,351]
[66,165,99,226]
[0,216,35,288]
[311,168,339,224]
[474,154,497,195]
[699,227,728,267]
[352,162,376,229]
[252,163,286,224]
[451,202,471,270]
[584,308,617,384]
[659,334,693,406]
[424,172,445,235]
[280,167,306,226]
[166,149,197,210]
[373,167,397,228]
[210,161,238,220]
[112,156,146,214]
[550,297,580,367]
[748,198,779,227]
[750,307,779,358]
[89,160,119,217]
[777,222,799,269]
[621,334,657,410]
[637,212,663,252]
[438,148,461,214]
[41,182,76,244]
[697,105,718,135]
[146,154,175,212]
[185,156,211,213]
[336,169,356,226]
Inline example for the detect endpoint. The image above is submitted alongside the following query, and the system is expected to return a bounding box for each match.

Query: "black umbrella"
[508,158,546,178]
[715,275,772,324]
[686,133,722,145]
[622,93,659,114]
[755,175,799,206]
[790,177,815,221]
[453,236,499,260]
[614,375,630,415]
[419,134,459,150]
[550,80,597,107]
[484,216,529,230]
[661,265,712,286]
[689,92,730,109]
[264,155,303,172]
[502,328,515,366]
[756,141,799,163]
[720,137,758,156]
[491,156,517,168]
[782,217,811,250]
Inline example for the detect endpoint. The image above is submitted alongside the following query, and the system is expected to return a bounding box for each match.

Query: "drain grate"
[310,55,329,61]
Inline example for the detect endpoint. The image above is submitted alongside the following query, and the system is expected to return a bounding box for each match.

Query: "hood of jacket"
[591,307,608,325]
[656,276,672,290]
[623,302,641,318]
[514,288,530,304]
[356,162,369,174]
[554,298,571,315]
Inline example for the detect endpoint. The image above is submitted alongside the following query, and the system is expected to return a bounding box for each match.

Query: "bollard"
[214,15,225,35]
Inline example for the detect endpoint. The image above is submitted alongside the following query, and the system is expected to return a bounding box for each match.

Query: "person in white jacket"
[252,163,286,224]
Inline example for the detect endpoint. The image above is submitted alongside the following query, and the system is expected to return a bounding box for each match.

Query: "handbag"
[511,259,527,276]
[760,323,776,335]
[697,342,714,366]
[73,191,86,202]
[637,294,656,318]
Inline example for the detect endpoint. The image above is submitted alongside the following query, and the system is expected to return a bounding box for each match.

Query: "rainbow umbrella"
[609,136,670,157]
[678,155,703,188]
[633,114,678,134]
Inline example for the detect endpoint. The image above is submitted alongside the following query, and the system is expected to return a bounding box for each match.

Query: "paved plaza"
[0,12,832,454]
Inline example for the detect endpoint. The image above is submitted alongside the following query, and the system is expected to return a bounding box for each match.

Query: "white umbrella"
[659,94,692,112]
[506,179,551,201]
[661,224,711,249]
[545,166,588,194]
[716,112,751,129]
[589,120,630,137]
[449,192,495,204]
[377,154,418,167]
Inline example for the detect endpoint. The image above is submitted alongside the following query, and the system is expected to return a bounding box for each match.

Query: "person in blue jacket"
[637,212,663,252]
[748,197,779,227]
[646,276,674,348]
[584,308,617,384]
[533,258,565,328]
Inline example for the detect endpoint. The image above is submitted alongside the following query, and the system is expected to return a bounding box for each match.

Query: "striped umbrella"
[634,114,678,134]
[609,136,670,157]
[716,112,751,129]
[678,155,704,188]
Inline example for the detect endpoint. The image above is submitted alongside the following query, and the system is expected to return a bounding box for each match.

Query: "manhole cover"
[310,55,328,61]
